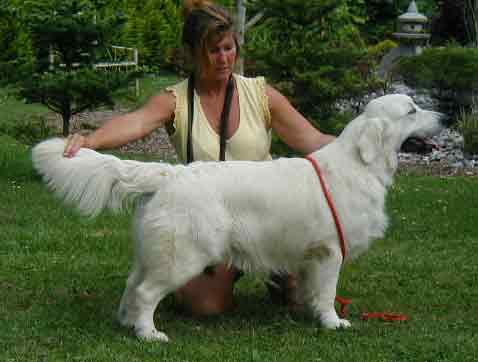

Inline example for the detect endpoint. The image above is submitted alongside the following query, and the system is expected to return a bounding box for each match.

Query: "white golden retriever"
[32,94,446,342]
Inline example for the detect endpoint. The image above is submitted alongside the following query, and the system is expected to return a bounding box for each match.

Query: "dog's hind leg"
[118,259,178,342]
[299,245,351,329]
[126,277,171,342]
[117,260,143,328]
[119,252,208,342]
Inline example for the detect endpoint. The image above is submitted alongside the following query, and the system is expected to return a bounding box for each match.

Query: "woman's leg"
[175,268,300,315]
[174,264,240,316]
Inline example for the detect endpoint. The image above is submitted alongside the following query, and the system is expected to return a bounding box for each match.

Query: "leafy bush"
[119,0,182,71]
[394,46,478,116]
[246,0,383,144]
[457,100,478,154]
[367,39,398,61]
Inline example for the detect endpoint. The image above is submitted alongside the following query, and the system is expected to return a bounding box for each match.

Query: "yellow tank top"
[166,74,272,163]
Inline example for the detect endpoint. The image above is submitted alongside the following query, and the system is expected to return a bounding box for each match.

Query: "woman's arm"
[266,85,335,154]
[63,92,176,157]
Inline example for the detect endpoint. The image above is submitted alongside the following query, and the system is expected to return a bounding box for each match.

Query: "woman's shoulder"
[234,74,268,95]
[234,73,266,84]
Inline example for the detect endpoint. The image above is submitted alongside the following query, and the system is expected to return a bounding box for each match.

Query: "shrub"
[119,0,182,71]
[457,100,478,155]
[394,46,478,115]
[246,0,382,143]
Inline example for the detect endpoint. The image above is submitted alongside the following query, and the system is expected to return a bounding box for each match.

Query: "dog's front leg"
[300,245,351,329]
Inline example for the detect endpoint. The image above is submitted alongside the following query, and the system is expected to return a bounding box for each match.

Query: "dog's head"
[340,94,446,178]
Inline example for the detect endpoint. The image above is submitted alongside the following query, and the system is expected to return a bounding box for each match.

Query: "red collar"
[305,155,348,261]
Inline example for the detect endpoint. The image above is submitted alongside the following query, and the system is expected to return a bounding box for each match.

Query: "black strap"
[186,74,195,164]
[186,74,235,164]
[219,76,235,161]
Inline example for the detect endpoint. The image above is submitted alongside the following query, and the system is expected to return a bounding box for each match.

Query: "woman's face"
[199,32,237,82]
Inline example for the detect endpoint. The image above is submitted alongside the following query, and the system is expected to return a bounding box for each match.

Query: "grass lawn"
[1,134,477,362]
[0,87,50,122]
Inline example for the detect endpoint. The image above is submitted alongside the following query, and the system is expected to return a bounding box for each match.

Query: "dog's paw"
[320,311,351,329]
[135,327,170,342]
[336,318,351,329]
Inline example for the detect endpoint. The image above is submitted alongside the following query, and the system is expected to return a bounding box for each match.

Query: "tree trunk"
[236,0,246,75]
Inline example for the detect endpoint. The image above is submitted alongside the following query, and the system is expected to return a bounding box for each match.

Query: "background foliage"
[395,47,478,114]
[0,0,454,83]
[246,0,374,137]
[12,0,139,136]
[0,0,474,150]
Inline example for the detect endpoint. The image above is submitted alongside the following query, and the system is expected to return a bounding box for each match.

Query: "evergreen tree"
[0,1,35,83]
[119,0,182,71]
[17,0,138,136]
[246,0,379,137]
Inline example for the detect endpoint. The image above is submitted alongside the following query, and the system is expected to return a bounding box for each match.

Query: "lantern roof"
[398,1,428,23]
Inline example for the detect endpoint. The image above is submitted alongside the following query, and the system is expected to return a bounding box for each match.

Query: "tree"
[16,0,138,136]
[118,0,182,71]
[0,1,35,83]
[245,0,379,138]
[235,0,264,74]
[395,46,478,114]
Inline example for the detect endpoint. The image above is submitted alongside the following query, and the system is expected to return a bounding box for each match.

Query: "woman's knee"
[174,264,238,316]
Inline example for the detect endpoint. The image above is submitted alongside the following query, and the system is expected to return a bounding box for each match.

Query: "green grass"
[133,73,179,105]
[112,73,179,110]
[0,87,50,129]
[1,134,477,362]
[0,73,179,139]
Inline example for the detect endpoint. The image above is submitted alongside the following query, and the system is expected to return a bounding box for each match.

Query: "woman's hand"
[63,133,89,158]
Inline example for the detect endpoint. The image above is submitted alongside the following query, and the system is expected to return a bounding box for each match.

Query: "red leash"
[361,312,408,322]
[305,155,348,260]
[305,154,407,322]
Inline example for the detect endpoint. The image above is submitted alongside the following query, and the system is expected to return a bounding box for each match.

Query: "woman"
[64,0,335,316]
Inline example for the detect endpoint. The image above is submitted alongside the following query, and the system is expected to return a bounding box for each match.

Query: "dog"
[32,94,446,342]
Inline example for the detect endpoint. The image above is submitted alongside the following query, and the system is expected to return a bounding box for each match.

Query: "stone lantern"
[393,0,430,55]
[378,0,430,77]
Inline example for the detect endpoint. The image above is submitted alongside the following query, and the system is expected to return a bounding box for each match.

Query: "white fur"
[32,94,445,341]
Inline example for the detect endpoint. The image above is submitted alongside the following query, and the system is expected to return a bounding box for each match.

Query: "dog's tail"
[32,138,178,217]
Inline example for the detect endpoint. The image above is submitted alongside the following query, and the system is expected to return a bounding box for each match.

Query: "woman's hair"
[182,0,239,71]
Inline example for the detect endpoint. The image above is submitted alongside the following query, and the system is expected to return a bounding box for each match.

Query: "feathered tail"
[32,138,178,217]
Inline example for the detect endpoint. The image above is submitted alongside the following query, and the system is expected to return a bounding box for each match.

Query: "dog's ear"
[357,117,384,164]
